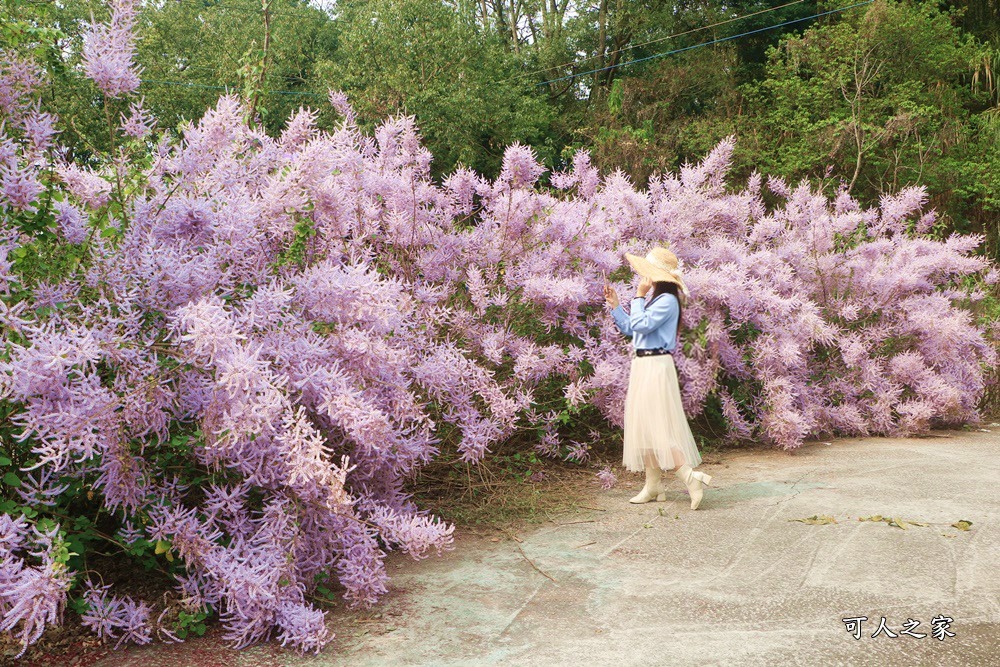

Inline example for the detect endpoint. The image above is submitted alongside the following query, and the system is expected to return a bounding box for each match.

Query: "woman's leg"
[629,451,666,504]
[673,456,713,510]
[668,446,686,469]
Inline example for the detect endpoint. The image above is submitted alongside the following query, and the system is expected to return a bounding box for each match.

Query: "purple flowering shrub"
[0,0,996,655]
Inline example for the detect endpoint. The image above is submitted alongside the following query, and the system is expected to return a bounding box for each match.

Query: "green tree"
[138,0,338,135]
[741,0,987,199]
[570,45,742,184]
[319,0,554,176]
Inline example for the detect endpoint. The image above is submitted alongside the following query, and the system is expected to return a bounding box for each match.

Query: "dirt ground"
[17,429,1000,666]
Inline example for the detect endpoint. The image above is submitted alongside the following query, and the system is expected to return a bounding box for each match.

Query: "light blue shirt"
[611,293,680,352]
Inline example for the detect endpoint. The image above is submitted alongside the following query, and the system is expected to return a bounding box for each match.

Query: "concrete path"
[88,430,1000,667]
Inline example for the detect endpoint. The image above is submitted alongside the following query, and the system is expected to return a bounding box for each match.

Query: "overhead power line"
[537,0,876,87]
[138,1,873,102]
[508,0,809,84]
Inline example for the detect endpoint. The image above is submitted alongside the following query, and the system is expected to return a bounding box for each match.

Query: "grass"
[407,428,735,535]
[409,453,606,534]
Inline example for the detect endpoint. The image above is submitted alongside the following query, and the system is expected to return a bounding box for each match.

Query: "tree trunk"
[509,0,520,52]
[594,0,608,100]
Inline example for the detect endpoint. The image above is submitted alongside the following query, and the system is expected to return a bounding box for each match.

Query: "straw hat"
[624,246,690,298]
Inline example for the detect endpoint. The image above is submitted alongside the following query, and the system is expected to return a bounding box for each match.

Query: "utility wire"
[506,0,808,84]
[140,1,871,100]
[538,0,874,87]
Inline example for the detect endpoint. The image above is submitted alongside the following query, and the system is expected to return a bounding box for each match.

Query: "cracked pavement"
[88,430,1000,667]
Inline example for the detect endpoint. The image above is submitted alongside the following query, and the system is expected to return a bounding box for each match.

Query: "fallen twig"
[575,541,597,549]
[517,544,557,583]
[502,528,524,543]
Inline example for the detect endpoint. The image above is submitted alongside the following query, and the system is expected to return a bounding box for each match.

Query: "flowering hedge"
[0,0,995,656]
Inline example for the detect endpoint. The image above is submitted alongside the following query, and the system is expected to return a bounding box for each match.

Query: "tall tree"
[318,0,554,176]
[741,0,988,198]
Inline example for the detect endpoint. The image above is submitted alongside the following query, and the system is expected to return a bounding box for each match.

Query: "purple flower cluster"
[120,99,156,138]
[81,0,142,98]
[0,51,52,212]
[596,466,617,490]
[80,582,152,648]
[0,517,74,658]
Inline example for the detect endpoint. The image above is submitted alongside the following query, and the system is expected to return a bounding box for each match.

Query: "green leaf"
[66,536,86,558]
[3,472,22,488]
[951,520,972,531]
[70,597,90,615]
[0,456,12,467]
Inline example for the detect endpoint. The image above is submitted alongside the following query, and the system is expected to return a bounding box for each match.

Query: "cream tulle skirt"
[623,354,702,472]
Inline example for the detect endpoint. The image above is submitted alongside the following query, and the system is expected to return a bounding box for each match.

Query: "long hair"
[649,281,682,331]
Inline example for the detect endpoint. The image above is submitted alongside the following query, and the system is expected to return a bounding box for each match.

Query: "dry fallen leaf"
[790,515,837,525]
[859,515,927,529]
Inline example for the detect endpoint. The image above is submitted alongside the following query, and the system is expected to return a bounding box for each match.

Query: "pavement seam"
[598,523,648,559]
[494,582,546,640]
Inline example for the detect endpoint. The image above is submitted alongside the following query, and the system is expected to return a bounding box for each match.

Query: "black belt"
[635,347,672,357]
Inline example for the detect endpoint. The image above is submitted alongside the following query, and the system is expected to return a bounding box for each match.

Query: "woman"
[603,246,713,509]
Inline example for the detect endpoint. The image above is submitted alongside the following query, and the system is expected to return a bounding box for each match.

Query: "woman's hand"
[636,276,653,297]
[603,283,620,309]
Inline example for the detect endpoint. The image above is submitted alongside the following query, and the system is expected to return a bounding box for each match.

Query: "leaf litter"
[788,514,973,532]
[858,515,928,530]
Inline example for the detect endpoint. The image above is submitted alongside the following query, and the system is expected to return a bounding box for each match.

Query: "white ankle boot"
[629,464,666,504]
[675,464,712,510]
